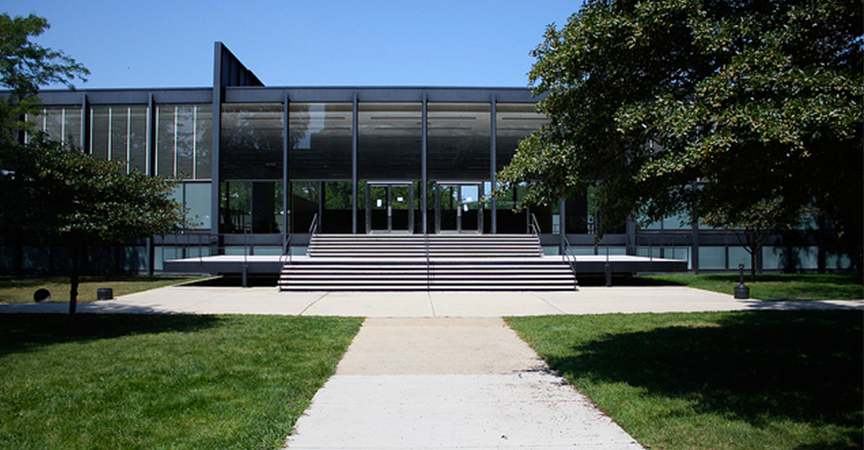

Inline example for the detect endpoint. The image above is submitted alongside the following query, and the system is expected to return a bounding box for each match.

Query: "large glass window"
[171,182,212,230]
[289,181,319,234]
[220,181,283,234]
[358,103,421,180]
[699,247,727,270]
[26,106,82,150]
[428,103,491,180]
[323,181,354,233]
[221,104,283,180]
[495,103,548,171]
[89,105,148,173]
[156,104,212,180]
[495,183,529,234]
[90,105,148,174]
[289,103,353,180]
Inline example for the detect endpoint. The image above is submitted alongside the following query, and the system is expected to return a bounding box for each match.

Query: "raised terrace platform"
[164,234,688,291]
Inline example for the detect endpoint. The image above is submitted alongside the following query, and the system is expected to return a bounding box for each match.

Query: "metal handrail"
[280,232,293,265]
[561,233,579,290]
[308,213,319,235]
[528,213,541,236]
[424,232,431,290]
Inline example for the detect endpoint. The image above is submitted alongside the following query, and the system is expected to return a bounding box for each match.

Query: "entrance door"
[366,182,414,233]
[436,183,483,233]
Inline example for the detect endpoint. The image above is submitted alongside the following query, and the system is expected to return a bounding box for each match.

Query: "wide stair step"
[278,234,577,291]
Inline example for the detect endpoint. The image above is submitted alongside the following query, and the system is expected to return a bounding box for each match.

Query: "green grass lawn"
[0,275,207,303]
[0,314,363,450]
[640,273,863,300]
[507,311,863,450]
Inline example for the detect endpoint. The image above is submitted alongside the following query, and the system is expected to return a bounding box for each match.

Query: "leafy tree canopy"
[0,13,89,143]
[0,136,187,243]
[499,0,863,270]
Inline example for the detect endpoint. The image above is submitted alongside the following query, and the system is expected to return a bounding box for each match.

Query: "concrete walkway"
[285,317,643,449]
[2,285,861,316]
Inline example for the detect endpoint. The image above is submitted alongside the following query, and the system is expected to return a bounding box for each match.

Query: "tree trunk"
[69,271,79,315]
[68,241,81,316]
[750,248,757,281]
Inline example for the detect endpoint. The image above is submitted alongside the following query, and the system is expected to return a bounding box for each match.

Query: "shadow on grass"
[0,314,222,358]
[546,311,863,436]
[643,273,862,284]
[0,275,197,288]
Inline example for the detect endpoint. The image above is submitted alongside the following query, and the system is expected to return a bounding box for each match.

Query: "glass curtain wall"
[156,104,213,230]
[220,103,284,234]
[495,104,549,233]
[276,101,547,235]
[427,103,490,180]
[288,103,353,233]
[25,106,82,150]
[90,105,149,174]
[358,103,422,180]
[156,104,213,180]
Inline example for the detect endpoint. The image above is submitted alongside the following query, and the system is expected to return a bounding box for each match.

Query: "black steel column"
[147,93,157,274]
[211,43,223,244]
[80,94,89,153]
[421,93,428,234]
[490,96,497,234]
[283,94,290,241]
[352,92,359,234]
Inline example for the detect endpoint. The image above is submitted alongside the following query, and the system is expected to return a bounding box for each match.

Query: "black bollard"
[734,264,750,299]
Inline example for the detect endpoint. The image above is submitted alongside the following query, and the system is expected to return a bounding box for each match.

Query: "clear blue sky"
[5,0,582,89]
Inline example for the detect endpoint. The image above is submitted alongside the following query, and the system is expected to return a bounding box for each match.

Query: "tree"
[0,13,88,143]
[498,0,863,274]
[0,136,188,314]
[0,13,187,314]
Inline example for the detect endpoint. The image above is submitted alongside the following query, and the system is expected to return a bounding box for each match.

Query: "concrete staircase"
[278,234,578,291]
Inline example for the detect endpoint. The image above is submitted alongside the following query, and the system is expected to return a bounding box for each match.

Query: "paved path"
[2,285,861,316]
[284,317,643,449]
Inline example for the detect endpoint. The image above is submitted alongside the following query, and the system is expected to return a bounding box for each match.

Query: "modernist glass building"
[3,43,850,275]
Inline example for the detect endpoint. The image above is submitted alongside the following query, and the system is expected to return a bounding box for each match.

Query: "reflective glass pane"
[90,107,110,160]
[495,104,548,171]
[221,103,283,180]
[128,106,147,173]
[157,104,212,179]
[90,105,148,173]
[195,104,213,180]
[728,247,752,270]
[322,181,353,233]
[289,103,353,180]
[110,107,129,167]
[184,182,212,229]
[220,181,251,233]
[176,105,196,177]
[27,106,82,150]
[252,181,281,234]
[358,103,421,180]
[699,247,726,270]
[156,106,176,177]
[290,182,319,234]
[428,103,490,180]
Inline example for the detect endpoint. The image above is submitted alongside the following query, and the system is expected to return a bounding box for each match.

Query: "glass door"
[366,182,414,233]
[436,183,483,233]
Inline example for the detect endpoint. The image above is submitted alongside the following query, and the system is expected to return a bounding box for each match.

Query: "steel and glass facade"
[1,43,850,275]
